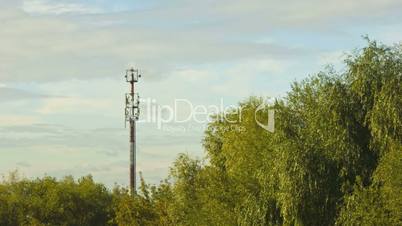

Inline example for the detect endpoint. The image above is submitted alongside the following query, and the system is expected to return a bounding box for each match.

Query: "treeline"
[1,40,401,225]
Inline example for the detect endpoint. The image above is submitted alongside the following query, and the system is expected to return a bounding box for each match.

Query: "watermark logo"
[134,98,275,133]
[254,97,275,132]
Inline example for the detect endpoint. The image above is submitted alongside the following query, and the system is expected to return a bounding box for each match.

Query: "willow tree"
[201,40,401,225]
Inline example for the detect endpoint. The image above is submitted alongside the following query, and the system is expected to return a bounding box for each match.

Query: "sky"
[1,0,402,187]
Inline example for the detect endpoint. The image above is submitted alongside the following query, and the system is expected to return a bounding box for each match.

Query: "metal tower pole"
[130,80,135,194]
[125,68,141,195]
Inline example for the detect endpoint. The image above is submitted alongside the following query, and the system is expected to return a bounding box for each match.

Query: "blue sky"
[1,0,401,187]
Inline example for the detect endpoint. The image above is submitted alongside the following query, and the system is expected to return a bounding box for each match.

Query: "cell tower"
[124,67,141,194]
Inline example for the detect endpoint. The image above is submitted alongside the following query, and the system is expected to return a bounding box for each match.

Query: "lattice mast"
[124,68,141,195]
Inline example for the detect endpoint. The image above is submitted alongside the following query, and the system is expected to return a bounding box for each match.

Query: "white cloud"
[0,115,38,126]
[22,0,102,15]
[210,58,287,98]
[36,97,112,114]
[2,0,400,83]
